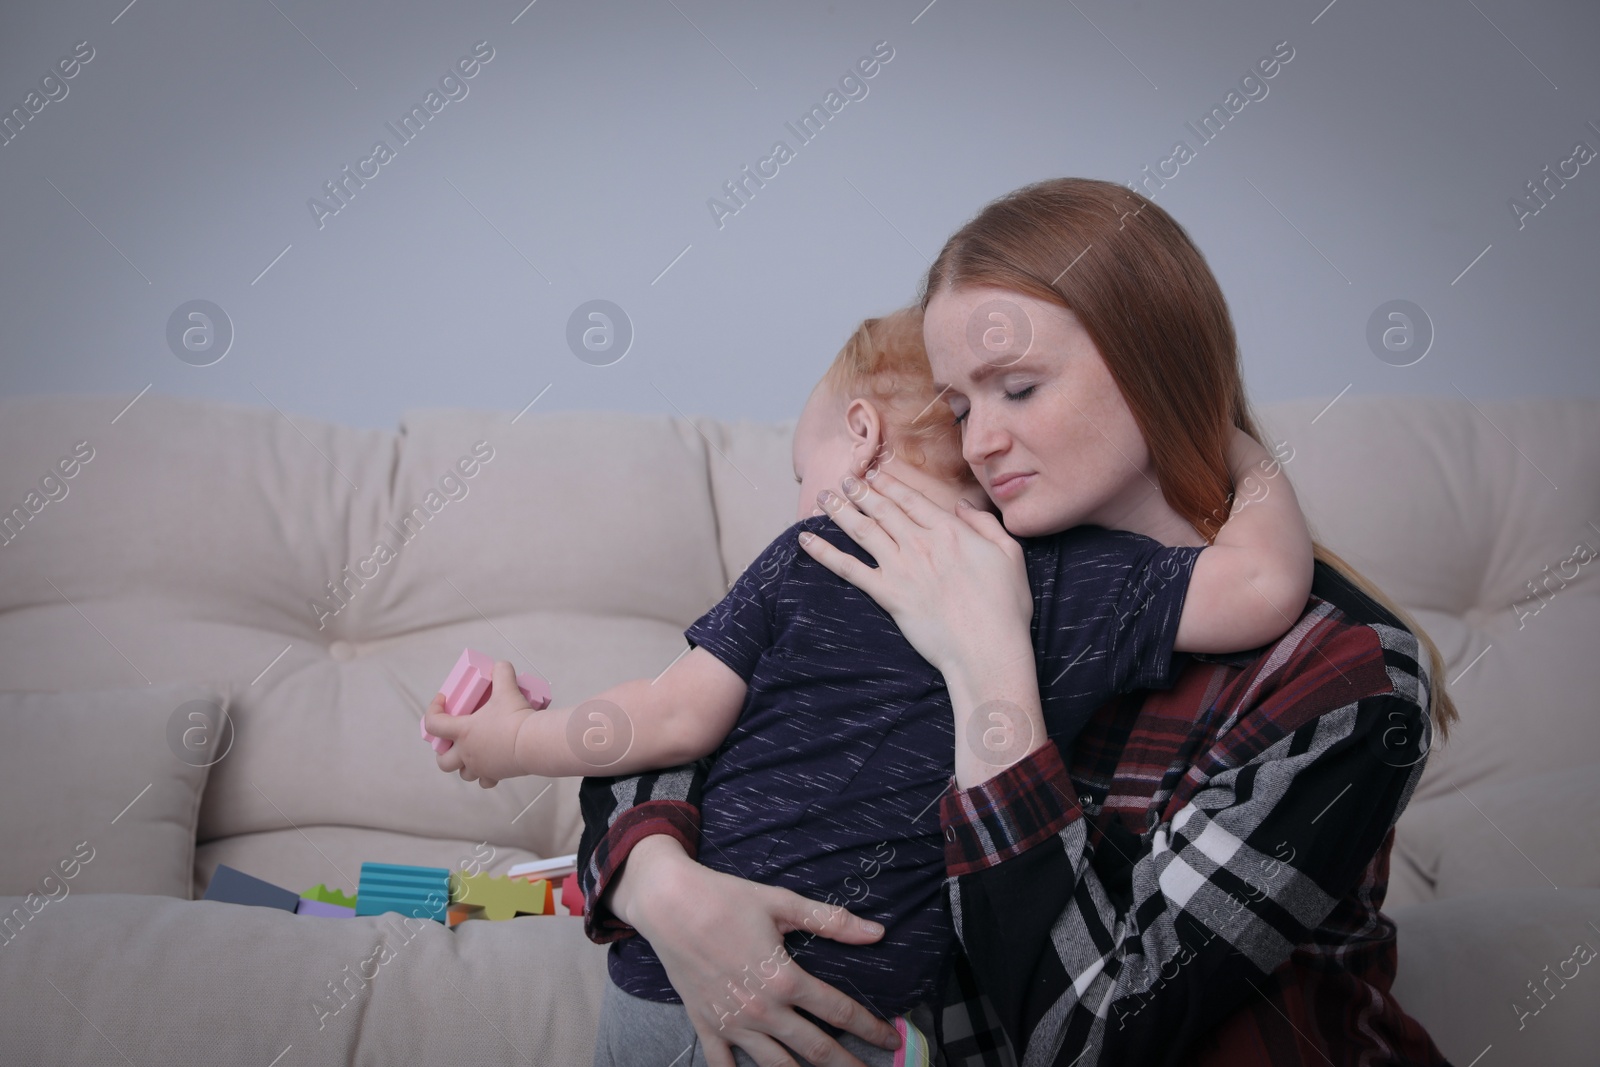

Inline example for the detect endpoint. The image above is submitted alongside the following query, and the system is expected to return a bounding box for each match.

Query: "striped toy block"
[354,863,451,923]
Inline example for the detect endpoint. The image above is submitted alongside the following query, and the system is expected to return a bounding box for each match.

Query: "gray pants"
[594,972,938,1067]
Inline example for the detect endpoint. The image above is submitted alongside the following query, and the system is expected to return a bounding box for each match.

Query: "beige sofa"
[1,392,1596,1066]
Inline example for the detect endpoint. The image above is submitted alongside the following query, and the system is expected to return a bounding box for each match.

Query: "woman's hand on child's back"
[800,468,1034,678]
[617,835,903,1067]
[425,660,534,788]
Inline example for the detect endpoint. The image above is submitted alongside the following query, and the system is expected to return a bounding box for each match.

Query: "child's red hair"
[819,306,979,487]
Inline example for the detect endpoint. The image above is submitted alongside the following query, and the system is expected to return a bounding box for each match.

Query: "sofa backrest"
[1,393,1594,894]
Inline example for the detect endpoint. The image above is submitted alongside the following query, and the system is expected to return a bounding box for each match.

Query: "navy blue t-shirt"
[610,512,1204,1016]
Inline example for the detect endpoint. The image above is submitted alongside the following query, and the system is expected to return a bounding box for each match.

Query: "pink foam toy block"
[422,648,552,754]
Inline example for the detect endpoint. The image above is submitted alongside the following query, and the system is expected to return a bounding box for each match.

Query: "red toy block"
[561,872,585,916]
[422,648,552,753]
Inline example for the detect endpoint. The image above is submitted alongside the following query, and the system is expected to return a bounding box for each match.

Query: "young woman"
[577,178,1458,1067]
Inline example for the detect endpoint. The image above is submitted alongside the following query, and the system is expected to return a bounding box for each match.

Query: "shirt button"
[328,640,356,662]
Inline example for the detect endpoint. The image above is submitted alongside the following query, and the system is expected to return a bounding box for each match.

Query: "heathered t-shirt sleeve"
[682,521,805,682]
[1104,534,1205,691]
[1050,530,1206,695]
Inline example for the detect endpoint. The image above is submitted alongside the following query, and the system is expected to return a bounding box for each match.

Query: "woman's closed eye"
[952,384,1037,426]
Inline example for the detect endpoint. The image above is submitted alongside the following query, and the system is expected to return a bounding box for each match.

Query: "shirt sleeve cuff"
[939,740,1082,877]
[582,801,701,944]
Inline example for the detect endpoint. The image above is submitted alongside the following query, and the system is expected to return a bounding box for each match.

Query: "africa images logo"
[307,42,496,230]
[706,41,895,230]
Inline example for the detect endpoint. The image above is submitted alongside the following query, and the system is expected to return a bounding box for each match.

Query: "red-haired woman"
[579,178,1457,1067]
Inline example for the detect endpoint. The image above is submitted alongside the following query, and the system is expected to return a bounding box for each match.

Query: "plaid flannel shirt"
[577,560,1453,1066]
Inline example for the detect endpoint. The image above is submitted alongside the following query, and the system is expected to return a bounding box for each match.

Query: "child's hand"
[424,660,535,788]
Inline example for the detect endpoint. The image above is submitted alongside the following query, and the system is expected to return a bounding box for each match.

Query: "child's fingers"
[477,775,497,789]
[424,710,464,739]
[492,659,520,698]
[489,659,534,710]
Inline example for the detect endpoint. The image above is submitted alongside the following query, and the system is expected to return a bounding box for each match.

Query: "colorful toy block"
[354,862,451,923]
[449,872,552,921]
[295,898,356,918]
[202,865,300,912]
[300,883,358,910]
[422,648,553,754]
[893,1013,932,1067]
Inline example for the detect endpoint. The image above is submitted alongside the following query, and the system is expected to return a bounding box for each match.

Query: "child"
[424,306,1313,1066]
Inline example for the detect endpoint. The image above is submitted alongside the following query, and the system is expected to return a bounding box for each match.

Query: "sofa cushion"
[0,891,608,1066]
[187,623,661,871]
[1390,889,1600,1065]
[0,681,227,900]
[697,416,801,577]
[1391,763,1600,903]
[1255,397,1600,806]
[0,395,396,665]
[384,407,727,629]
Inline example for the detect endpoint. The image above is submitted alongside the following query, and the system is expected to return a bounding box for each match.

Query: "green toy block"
[300,883,358,910]
[449,872,549,921]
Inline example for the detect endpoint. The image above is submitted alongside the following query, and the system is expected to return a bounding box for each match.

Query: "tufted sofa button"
[328,640,356,662]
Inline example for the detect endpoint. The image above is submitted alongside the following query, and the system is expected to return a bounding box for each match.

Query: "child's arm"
[426,650,747,785]
[1173,428,1315,654]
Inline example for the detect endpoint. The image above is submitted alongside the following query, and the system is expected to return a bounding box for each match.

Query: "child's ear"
[842,399,884,474]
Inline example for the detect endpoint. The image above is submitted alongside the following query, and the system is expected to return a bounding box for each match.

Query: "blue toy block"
[354,862,451,923]
[202,865,300,912]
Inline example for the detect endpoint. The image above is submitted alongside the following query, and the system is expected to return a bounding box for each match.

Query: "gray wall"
[2,0,1595,430]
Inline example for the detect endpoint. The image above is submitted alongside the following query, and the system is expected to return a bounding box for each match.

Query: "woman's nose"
[962,406,1005,463]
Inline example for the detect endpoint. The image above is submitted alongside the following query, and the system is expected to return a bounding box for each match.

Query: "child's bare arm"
[427,650,746,784]
[514,648,746,776]
[1173,428,1314,654]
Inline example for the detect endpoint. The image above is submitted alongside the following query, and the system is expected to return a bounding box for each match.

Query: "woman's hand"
[801,470,1034,678]
[800,470,1048,785]
[611,835,902,1067]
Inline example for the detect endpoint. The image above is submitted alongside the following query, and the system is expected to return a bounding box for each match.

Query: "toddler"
[425,306,1313,1066]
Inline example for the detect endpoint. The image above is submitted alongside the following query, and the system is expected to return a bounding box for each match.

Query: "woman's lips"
[989,472,1034,500]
